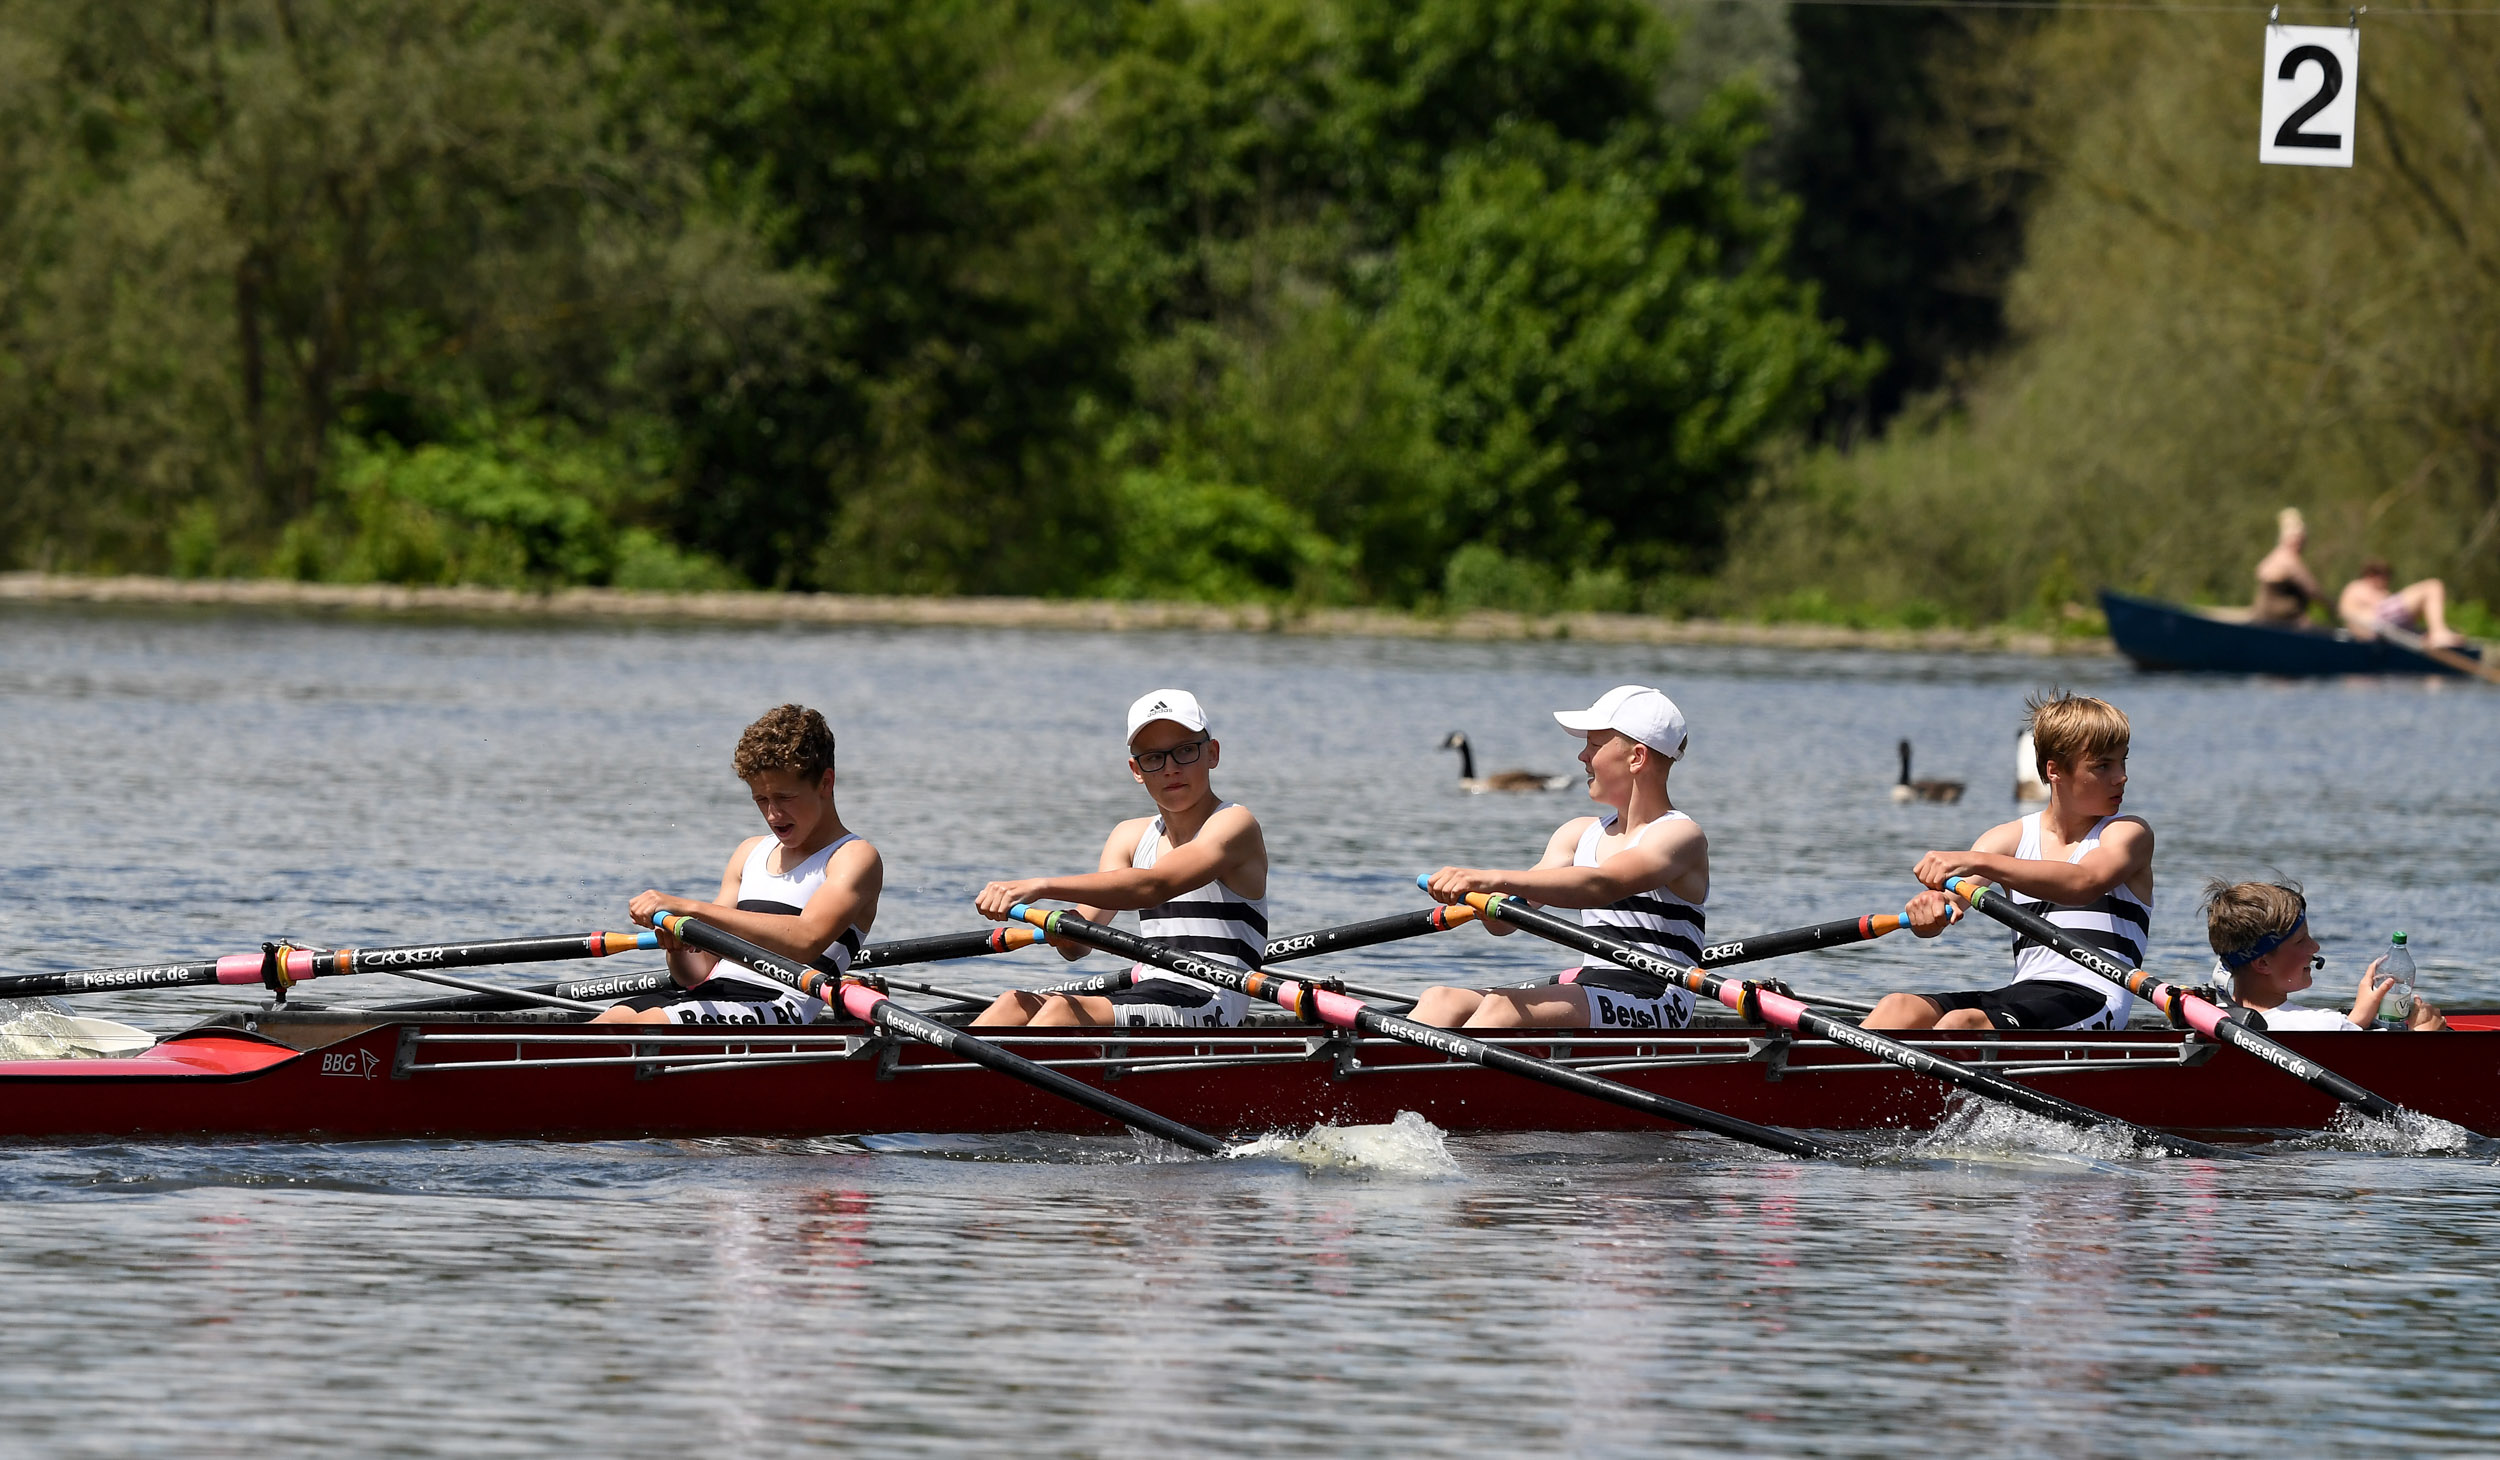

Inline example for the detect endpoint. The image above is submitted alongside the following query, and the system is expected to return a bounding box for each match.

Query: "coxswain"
[597,704,882,1025]
[971,689,1269,1028]
[1866,691,2151,1033]
[1411,685,1705,1031]
[2204,880,2447,1031]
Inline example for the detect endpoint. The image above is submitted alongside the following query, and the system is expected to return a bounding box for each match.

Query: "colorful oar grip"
[1009,903,1049,928]
[998,925,1043,949]
[1436,903,1481,929]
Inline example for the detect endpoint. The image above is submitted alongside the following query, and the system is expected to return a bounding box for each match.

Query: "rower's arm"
[1024,807,1263,912]
[675,839,885,967]
[1923,819,2153,905]
[1468,818,1703,909]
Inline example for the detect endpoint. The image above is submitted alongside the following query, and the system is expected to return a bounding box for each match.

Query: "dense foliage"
[0,0,1866,604]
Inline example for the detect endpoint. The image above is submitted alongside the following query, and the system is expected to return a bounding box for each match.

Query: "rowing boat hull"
[0,1014,2490,1145]
[2100,588,2478,676]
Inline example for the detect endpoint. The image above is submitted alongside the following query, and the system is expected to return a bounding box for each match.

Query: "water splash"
[2301,1104,2480,1157]
[1881,1098,2159,1169]
[0,1001,154,1061]
[1228,1110,1462,1177]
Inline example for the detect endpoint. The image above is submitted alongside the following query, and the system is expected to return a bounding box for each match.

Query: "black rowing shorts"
[1919,980,2117,1032]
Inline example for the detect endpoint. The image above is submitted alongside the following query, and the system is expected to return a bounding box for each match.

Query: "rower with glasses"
[971,689,1270,1027]
[2205,880,2448,1031]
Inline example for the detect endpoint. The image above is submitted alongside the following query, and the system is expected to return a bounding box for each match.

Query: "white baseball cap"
[1554,685,1687,758]
[1126,688,1210,743]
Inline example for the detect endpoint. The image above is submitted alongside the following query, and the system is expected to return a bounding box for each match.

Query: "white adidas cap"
[1126,688,1210,742]
[1553,685,1687,759]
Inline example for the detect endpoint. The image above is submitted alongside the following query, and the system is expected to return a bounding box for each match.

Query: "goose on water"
[1442,732,1574,793]
[2014,730,2050,802]
[1892,739,1965,803]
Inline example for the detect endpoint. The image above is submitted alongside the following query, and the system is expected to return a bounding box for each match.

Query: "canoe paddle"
[1011,904,1830,1159]
[380,926,1050,1013]
[1442,885,2226,1159]
[650,911,1226,1155]
[0,930,659,1002]
[1944,875,2405,1120]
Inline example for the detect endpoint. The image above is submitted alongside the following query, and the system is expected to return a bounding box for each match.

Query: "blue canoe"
[2099,589,2483,676]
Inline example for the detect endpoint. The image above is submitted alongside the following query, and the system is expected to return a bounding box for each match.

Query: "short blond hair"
[2025,690,2129,779]
[2203,880,2305,961]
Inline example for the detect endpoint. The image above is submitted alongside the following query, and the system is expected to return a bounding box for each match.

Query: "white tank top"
[1568,812,1707,974]
[2007,812,2148,1022]
[1131,807,1267,992]
[728,833,867,978]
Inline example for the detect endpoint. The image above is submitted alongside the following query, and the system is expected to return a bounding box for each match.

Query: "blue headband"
[2219,912,2306,970]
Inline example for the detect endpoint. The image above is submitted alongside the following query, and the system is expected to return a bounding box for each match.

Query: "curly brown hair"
[733,705,836,784]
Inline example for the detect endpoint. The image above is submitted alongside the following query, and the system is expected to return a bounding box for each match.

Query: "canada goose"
[2014,730,2050,802]
[1892,739,1965,803]
[1442,732,1574,793]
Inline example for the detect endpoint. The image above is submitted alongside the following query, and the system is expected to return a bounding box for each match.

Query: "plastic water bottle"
[2374,932,2416,1030]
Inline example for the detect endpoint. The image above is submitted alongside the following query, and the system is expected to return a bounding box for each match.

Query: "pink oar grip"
[1311,989,1366,1028]
[212,953,270,986]
[837,982,885,1021]
[1748,988,1811,1033]
[2169,988,2227,1037]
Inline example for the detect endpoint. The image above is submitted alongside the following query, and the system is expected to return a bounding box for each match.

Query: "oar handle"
[1942,876,2403,1120]
[653,912,1224,1154]
[1015,904,1830,1158]
[852,926,1045,970]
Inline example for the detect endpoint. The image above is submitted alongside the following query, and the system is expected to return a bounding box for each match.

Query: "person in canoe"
[599,704,882,1025]
[1411,685,1704,1031]
[970,689,1269,1028]
[1866,691,2149,1033]
[2251,507,2326,627]
[2205,880,2447,1032]
[2337,558,2469,649]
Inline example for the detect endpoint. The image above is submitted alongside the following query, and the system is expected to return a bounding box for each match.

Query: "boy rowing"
[1412,686,1704,1031]
[2205,880,2447,1031]
[598,705,882,1025]
[971,689,1269,1028]
[1866,691,2150,1033]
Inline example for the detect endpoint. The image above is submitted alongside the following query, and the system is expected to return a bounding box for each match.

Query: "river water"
[2,605,2496,1455]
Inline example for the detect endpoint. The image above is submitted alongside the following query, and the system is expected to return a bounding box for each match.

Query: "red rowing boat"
[2,1008,2491,1144]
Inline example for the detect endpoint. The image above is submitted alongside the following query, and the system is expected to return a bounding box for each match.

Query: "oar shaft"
[0,931,657,999]
[1458,891,2224,1159]
[650,912,1225,1155]
[1944,876,2402,1119]
[1018,907,1474,1006]
[1014,905,1828,1159]
[379,927,1044,1013]
[1700,913,1904,968]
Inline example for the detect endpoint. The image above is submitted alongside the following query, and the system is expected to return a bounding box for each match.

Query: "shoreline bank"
[0,572,2110,657]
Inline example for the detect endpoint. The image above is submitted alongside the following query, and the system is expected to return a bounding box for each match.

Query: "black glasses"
[1131,737,1208,773]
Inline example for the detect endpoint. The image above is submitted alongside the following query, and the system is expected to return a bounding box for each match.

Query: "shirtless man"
[2338,559,2468,649]
[1865,692,2150,1033]
[2205,880,2447,1032]
[599,704,882,1025]
[971,689,1269,1028]
[1411,685,1704,1031]
[2251,507,2324,627]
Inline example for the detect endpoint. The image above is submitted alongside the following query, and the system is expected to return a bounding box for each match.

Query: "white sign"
[2259,24,2359,167]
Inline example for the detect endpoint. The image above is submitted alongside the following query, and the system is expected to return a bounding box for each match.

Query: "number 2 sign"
[2259,23,2359,167]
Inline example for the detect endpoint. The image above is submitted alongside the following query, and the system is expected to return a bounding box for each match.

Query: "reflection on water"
[3,606,2499,1455]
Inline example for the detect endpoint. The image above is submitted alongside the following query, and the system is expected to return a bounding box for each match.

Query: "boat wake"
[1884,1098,2163,1170]
[1228,1110,1462,1177]
[2292,1105,2482,1158]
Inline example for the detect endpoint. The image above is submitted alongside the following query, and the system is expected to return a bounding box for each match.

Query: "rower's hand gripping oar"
[0,930,660,1002]
[1011,903,1829,1159]
[648,912,1226,1156]
[1943,875,2405,1121]
[1441,883,2225,1159]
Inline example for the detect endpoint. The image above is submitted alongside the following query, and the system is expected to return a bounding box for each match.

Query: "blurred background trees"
[2,0,2492,624]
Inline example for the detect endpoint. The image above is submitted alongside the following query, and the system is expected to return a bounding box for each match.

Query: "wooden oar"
[379,925,1049,1013]
[1446,888,2226,1159]
[649,911,1226,1155]
[2372,620,2500,685]
[1010,904,1830,1159]
[1944,875,2405,1120]
[1008,905,1481,1008]
[0,930,658,1001]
